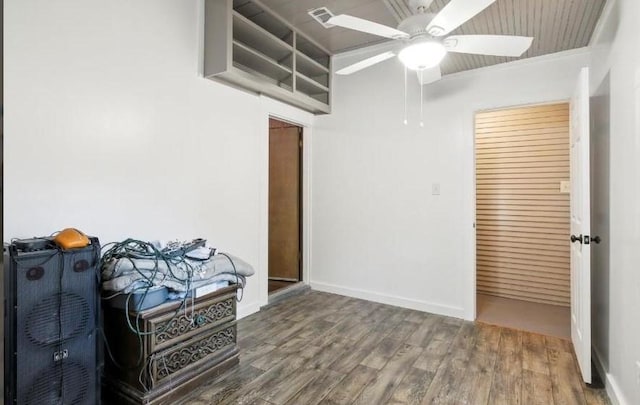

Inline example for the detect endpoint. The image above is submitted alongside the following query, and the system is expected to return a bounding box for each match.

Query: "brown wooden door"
[269,120,301,281]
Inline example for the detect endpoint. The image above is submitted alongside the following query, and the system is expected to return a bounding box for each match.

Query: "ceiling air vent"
[308,7,335,28]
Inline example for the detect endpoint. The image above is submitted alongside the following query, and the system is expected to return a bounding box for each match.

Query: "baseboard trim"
[237,301,261,320]
[310,281,466,319]
[592,347,630,405]
[266,282,310,307]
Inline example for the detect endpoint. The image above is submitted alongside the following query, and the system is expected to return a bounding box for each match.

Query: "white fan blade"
[416,66,442,85]
[328,14,410,39]
[444,35,533,57]
[335,51,396,75]
[427,0,496,36]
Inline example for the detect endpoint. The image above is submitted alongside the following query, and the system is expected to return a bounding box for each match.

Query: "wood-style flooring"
[180,291,609,405]
[476,293,571,339]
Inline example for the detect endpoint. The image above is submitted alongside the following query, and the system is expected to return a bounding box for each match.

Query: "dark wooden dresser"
[102,285,239,404]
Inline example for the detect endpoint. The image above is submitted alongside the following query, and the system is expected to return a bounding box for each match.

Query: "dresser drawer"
[149,322,237,388]
[147,292,236,352]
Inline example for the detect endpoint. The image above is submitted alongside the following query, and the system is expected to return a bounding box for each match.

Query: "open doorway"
[474,102,571,339]
[268,118,302,295]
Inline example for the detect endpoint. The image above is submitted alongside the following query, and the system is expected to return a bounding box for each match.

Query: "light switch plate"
[432,183,440,195]
[560,180,570,193]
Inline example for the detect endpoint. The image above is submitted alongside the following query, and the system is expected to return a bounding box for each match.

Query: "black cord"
[99,239,245,379]
[12,247,59,267]
[99,239,197,351]
[98,326,144,371]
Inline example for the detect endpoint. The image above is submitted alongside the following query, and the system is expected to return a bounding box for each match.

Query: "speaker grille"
[24,361,89,405]
[8,240,101,405]
[25,292,91,347]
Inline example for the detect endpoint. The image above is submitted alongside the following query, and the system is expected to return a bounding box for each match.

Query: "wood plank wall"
[475,103,570,307]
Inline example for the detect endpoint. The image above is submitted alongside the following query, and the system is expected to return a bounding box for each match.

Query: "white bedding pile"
[101,252,254,293]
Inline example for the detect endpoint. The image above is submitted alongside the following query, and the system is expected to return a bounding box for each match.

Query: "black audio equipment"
[3,237,101,405]
[12,238,55,252]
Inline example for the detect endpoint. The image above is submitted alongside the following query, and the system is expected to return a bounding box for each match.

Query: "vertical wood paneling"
[429,0,607,75]
[475,103,570,306]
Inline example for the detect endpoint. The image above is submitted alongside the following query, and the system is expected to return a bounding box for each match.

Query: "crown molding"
[439,47,591,83]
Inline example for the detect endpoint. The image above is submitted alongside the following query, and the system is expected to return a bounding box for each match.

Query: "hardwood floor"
[179,291,609,405]
[476,294,571,339]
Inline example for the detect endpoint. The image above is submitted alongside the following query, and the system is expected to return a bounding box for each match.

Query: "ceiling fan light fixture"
[398,40,446,70]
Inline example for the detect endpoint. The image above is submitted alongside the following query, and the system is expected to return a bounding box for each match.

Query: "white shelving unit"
[204,0,331,114]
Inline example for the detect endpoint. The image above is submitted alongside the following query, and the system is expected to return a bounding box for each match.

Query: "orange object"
[54,228,90,249]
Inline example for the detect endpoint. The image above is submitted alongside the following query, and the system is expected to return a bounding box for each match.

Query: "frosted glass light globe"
[398,40,446,70]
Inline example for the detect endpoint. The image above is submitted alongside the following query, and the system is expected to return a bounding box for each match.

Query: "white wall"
[589,0,640,403]
[3,0,314,318]
[312,46,590,319]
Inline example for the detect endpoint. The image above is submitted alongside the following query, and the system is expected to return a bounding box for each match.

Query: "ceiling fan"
[328,0,534,85]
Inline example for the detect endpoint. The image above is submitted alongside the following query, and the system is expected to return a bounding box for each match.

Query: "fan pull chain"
[403,66,408,125]
[420,70,424,127]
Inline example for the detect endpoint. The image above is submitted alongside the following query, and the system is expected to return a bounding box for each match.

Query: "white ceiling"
[257,0,607,75]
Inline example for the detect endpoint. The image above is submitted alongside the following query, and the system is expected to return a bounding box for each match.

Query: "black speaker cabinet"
[3,238,101,405]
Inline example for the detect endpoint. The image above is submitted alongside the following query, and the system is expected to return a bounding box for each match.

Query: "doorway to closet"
[475,103,571,339]
[268,118,303,295]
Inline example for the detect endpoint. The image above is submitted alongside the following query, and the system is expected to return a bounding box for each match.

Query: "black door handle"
[570,234,583,244]
[591,235,601,244]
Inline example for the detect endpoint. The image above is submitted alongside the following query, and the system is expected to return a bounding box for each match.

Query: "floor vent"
[308,7,335,28]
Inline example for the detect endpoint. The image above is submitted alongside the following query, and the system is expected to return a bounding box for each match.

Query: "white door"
[570,66,591,384]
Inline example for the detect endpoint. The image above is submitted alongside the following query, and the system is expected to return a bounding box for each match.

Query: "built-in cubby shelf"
[296,53,329,87]
[232,12,293,63]
[204,0,331,114]
[296,73,329,104]
[232,41,293,90]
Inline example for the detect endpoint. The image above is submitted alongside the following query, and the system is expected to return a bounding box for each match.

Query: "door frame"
[258,97,314,309]
[470,99,571,320]
[268,118,303,284]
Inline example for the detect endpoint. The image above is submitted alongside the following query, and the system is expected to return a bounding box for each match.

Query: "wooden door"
[569,67,591,383]
[269,119,301,281]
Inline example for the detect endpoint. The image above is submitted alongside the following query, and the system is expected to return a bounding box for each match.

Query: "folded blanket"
[101,252,254,293]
